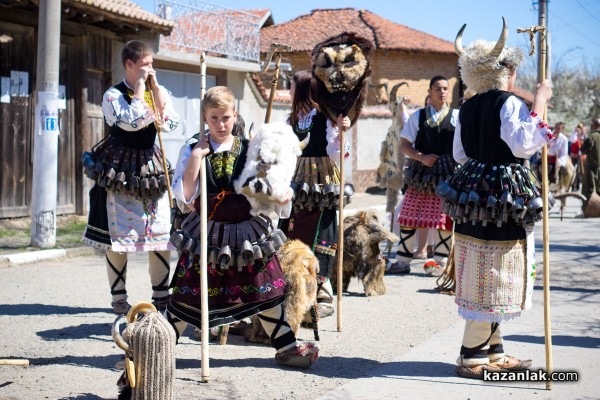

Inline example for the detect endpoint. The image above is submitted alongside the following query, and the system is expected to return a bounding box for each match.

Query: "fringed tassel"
[310,303,320,341]
[435,244,455,295]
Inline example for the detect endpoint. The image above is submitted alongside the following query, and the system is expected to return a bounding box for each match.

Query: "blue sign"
[45,117,57,131]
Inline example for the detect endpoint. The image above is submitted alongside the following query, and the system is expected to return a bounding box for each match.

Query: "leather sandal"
[489,355,532,371]
[455,364,506,380]
[275,343,319,369]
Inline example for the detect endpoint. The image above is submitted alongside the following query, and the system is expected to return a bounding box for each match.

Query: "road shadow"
[0,303,108,316]
[505,334,600,349]
[22,354,119,370]
[367,361,540,390]
[58,394,111,400]
[533,285,600,295]
[176,355,382,378]
[37,322,113,342]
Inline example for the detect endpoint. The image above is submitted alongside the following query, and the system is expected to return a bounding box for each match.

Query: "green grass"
[56,220,87,236]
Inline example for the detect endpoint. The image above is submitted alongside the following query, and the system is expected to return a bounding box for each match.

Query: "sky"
[133,0,598,70]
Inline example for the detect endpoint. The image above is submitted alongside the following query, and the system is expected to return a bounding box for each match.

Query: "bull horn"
[389,81,408,103]
[454,24,467,56]
[299,132,310,150]
[490,17,508,59]
[248,122,255,140]
[111,315,130,352]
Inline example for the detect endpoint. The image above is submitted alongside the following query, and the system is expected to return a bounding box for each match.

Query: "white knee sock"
[106,251,128,301]
[148,251,171,300]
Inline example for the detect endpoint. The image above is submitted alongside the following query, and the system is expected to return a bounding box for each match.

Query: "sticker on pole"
[36,91,59,135]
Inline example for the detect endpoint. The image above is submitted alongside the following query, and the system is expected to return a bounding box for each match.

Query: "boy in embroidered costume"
[389,76,459,276]
[166,86,318,369]
[82,40,180,314]
[437,18,554,379]
[279,70,351,319]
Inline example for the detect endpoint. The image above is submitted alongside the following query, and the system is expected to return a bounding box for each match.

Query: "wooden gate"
[0,22,35,218]
[0,23,80,218]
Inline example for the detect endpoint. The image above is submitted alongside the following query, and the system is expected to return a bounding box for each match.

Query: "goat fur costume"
[311,32,374,126]
[246,239,319,344]
[331,211,399,296]
[234,121,306,216]
[376,82,408,213]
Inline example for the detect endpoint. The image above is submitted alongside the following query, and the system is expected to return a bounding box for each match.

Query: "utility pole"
[30,0,62,247]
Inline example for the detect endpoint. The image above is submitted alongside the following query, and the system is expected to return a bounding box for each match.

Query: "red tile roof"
[66,0,174,33]
[261,8,454,54]
[250,73,291,104]
[511,86,534,105]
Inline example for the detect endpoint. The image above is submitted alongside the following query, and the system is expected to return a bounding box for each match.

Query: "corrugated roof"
[261,8,455,54]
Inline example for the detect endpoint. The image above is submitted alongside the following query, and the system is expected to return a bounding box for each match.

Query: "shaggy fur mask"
[311,32,374,125]
[458,40,524,94]
[455,18,524,94]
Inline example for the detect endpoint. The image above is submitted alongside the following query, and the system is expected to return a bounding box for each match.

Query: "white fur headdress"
[233,121,309,216]
[455,17,524,94]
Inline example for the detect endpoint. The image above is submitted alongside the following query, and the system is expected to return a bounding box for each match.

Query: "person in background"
[569,122,586,191]
[388,76,458,277]
[279,70,351,318]
[547,121,573,192]
[581,118,600,208]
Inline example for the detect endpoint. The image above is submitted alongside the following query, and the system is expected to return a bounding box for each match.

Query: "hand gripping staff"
[517,16,553,390]
[147,80,174,208]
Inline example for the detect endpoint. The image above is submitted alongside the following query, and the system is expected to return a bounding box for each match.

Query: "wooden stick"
[198,52,210,383]
[519,6,553,389]
[0,359,29,366]
[263,43,291,123]
[387,208,395,259]
[336,127,345,332]
[537,8,554,390]
[218,325,229,345]
[264,53,280,124]
[148,87,174,208]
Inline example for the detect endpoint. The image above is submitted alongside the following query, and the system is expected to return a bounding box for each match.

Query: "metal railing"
[156,0,261,62]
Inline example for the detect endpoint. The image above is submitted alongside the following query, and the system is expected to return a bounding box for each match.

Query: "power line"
[576,0,600,25]
[549,10,600,48]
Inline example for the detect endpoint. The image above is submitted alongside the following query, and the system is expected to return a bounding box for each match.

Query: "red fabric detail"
[398,188,448,229]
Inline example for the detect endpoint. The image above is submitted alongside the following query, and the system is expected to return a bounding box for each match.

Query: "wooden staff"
[263,43,292,123]
[148,80,174,208]
[198,52,210,382]
[336,124,346,332]
[518,8,553,389]
[0,359,29,366]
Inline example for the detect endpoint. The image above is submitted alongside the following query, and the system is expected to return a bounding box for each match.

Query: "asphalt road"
[0,194,598,400]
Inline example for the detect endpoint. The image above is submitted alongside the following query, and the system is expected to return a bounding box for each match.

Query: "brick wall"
[277,49,460,108]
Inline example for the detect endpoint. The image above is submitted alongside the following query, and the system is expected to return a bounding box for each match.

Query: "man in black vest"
[387,76,457,276]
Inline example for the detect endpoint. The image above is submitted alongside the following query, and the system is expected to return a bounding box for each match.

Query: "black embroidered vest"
[458,90,521,164]
[414,107,455,155]
[108,82,157,149]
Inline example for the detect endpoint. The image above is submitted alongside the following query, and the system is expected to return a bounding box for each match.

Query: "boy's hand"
[536,79,553,102]
[421,153,439,167]
[337,114,351,132]
[192,134,210,159]
[277,187,294,205]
